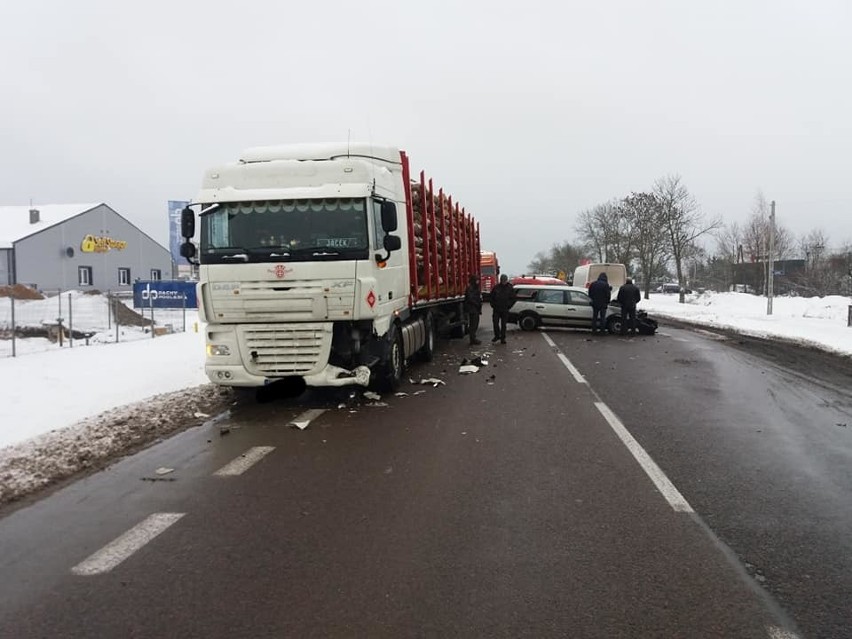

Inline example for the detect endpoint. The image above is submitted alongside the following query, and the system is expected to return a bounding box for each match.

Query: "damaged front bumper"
[206,363,371,388]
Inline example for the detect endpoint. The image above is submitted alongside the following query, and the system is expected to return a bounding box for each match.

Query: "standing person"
[616,278,642,336]
[464,274,483,345]
[490,274,515,344]
[587,272,612,334]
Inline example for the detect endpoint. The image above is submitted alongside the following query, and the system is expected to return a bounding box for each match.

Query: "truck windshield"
[199,198,369,264]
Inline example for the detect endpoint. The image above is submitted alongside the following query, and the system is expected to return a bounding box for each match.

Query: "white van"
[572,263,627,295]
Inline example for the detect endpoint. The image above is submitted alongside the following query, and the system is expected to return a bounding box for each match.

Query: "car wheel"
[606,316,622,334]
[519,314,539,331]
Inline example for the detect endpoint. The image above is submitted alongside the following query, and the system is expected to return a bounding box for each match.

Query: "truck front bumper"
[206,363,371,388]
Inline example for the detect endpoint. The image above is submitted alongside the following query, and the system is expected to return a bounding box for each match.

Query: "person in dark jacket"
[587,272,612,334]
[616,278,642,335]
[464,274,483,345]
[489,274,515,344]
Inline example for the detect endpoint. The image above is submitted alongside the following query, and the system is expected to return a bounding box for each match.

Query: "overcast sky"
[2,0,850,274]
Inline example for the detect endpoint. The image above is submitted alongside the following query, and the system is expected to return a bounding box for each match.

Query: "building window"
[78,266,93,286]
[118,267,131,286]
[151,269,162,280]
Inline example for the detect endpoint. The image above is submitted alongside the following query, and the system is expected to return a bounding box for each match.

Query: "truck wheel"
[375,325,404,391]
[519,314,539,331]
[607,316,622,334]
[419,313,435,362]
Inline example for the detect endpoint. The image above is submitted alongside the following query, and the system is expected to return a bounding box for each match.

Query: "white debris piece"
[363,391,382,401]
[413,390,426,396]
[419,378,446,387]
[154,467,174,476]
[394,392,408,397]
[193,411,210,418]
[288,408,327,430]
[366,401,389,407]
[459,365,479,374]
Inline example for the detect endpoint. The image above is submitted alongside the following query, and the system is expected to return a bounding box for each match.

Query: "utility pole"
[767,200,776,315]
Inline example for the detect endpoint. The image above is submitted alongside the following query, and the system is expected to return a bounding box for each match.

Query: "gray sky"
[2,0,850,274]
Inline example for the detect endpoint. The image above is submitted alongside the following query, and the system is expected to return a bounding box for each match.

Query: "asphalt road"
[2,315,848,637]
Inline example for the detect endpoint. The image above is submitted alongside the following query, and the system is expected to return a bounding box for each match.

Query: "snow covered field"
[1,290,850,507]
[640,292,852,358]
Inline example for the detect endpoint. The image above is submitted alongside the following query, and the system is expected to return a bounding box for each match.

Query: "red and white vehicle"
[179,143,481,391]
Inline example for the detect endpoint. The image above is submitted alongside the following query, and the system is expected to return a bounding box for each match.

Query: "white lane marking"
[71,513,185,576]
[657,331,672,337]
[540,333,586,384]
[288,408,327,430]
[594,402,693,513]
[214,446,275,477]
[766,626,801,639]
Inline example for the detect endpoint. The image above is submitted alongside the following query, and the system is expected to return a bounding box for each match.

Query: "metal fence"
[0,290,195,359]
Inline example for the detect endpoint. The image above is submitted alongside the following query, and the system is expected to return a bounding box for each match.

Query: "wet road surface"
[2,318,847,637]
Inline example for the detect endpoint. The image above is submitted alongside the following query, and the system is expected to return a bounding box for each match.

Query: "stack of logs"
[410,181,477,299]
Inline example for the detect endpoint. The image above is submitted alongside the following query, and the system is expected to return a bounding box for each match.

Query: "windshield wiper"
[221,253,249,262]
[312,251,339,257]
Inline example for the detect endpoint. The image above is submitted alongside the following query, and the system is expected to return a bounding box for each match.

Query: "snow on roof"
[0,203,102,248]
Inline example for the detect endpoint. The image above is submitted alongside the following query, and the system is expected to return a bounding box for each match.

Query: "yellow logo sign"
[81,234,127,253]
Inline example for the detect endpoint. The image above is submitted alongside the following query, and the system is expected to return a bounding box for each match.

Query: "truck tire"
[374,324,404,391]
[418,313,435,362]
[519,313,539,331]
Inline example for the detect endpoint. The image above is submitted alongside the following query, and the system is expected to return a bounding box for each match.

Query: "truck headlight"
[207,344,231,357]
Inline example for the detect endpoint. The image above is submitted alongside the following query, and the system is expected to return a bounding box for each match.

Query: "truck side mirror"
[383,234,402,252]
[180,242,197,260]
[181,207,195,239]
[381,201,398,233]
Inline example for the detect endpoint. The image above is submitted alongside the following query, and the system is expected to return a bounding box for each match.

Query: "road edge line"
[540,332,586,384]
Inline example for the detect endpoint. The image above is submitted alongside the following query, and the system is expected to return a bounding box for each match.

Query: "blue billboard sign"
[133,280,197,309]
[168,200,190,264]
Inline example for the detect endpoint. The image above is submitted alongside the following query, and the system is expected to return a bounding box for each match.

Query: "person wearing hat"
[489,274,516,344]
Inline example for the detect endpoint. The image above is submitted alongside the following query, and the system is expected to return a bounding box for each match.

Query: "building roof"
[0,203,102,248]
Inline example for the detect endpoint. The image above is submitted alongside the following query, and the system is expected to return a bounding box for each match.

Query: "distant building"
[0,203,173,292]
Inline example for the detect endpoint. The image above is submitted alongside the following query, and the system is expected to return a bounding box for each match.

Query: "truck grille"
[239,324,332,376]
[213,280,328,321]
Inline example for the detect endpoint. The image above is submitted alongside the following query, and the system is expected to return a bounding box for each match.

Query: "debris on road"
[459,364,479,374]
[219,426,231,436]
[413,390,426,396]
[418,378,446,387]
[154,467,174,476]
[363,391,382,401]
[366,401,389,407]
[394,392,408,397]
[193,411,210,419]
[471,356,489,367]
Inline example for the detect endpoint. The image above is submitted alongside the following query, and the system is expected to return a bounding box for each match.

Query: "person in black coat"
[616,278,642,335]
[489,274,515,344]
[464,274,483,345]
[587,273,612,334]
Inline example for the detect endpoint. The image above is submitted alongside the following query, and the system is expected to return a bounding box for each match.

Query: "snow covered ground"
[1,290,850,507]
[640,292,852,358]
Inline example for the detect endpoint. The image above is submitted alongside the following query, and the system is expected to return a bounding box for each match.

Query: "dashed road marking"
[71,513,185,576]
[288,409,327,430]
[595,402,693,513]
[540,333,586,384]
[214,446,276,477]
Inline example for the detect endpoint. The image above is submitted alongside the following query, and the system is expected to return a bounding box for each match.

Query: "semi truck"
[479,250,499,300]
[179,143,481,391]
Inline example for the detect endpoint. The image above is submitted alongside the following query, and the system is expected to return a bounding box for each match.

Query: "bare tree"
[622,192,669,298]
[576,201,635,266]
[654,175,722,302]
[527,242,586,278]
